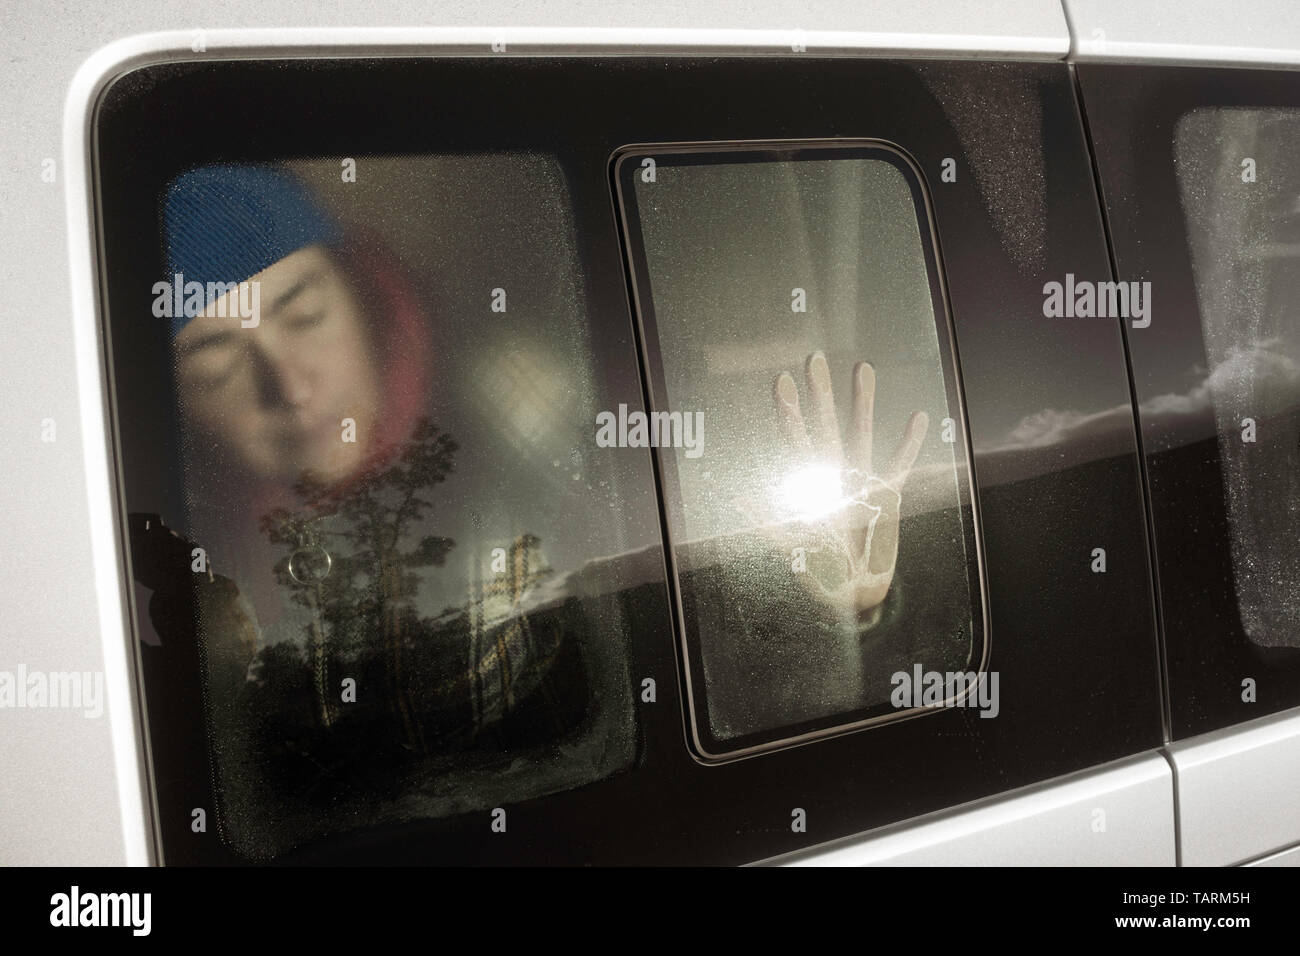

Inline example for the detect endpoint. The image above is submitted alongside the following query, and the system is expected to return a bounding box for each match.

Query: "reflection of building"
[465,534,556,729]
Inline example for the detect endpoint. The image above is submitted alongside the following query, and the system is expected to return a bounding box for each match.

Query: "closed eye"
[285,311,325,331]
[177,330,236,358]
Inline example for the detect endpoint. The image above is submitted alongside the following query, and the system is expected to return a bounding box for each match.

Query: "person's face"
[174,244,382,485]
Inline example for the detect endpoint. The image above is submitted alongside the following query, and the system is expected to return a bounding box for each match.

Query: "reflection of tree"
[259,416,458,753]
[244,415,590,813]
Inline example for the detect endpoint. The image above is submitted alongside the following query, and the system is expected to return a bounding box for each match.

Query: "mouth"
[270,415,340,455]
[259,409,371,481]
[304,416,341,443]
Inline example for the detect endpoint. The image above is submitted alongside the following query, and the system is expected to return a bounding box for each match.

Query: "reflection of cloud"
[1141,388,1206,417]
[1001,407,1117,449]
[1202,337,1300,405]
[976,337,1300,486]
[985,404,1135,462]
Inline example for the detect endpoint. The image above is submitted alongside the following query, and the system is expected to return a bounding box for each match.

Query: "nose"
[250,339,314,410]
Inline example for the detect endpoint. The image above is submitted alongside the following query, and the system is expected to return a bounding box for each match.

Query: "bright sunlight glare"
[775,464,846,521]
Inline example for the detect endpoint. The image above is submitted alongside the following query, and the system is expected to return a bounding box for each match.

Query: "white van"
[2,0,1299,868]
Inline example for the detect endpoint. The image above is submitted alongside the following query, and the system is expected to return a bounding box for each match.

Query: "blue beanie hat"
[163,164,341,338]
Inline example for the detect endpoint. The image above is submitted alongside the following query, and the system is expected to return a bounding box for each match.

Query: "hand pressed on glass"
[769,351,927,620]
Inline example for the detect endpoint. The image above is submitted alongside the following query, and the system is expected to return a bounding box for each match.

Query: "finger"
[773,371,812,457]
[883,410,929,488]
[848,361,875,476]
[865,503,902,576]
[803,351,842,464]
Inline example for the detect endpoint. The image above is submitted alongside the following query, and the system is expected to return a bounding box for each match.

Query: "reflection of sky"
[983,336,1300,458]
[913,62,1146,473]
[1176,109,1300,430]
[980,104,1300,643]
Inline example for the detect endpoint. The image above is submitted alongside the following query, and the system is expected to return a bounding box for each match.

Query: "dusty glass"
[616,144,986,757]
[1174,109,1300,649]
[147,156,654,859]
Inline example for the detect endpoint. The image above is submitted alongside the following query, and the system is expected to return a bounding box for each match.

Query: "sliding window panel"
[1078,64,1300,739]
[615,142,986,760]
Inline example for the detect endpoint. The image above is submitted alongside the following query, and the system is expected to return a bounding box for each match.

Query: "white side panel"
[1172,707,1300,867]
[1066,0,1300,67]
[1244,843,1300,867]
[769,753,1176,866]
